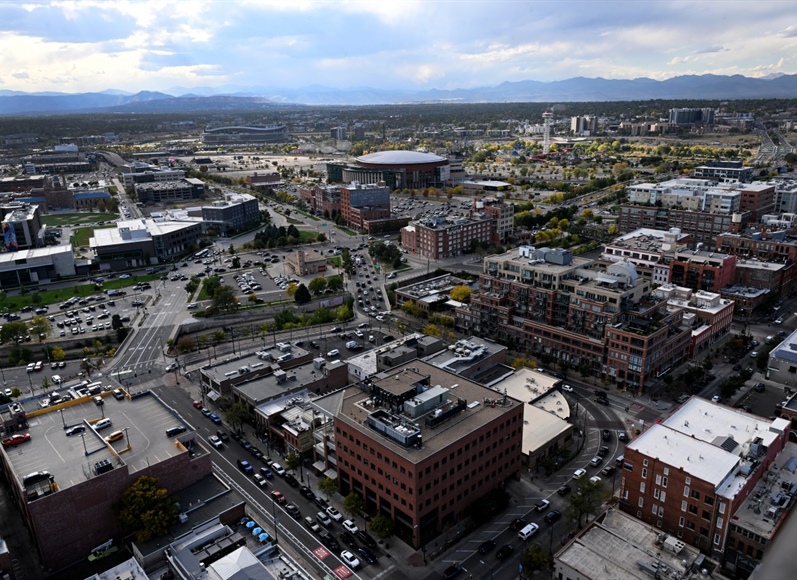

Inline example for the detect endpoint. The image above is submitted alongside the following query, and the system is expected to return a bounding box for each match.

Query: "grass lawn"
[328,256,342,267]
[335,225,357,236]
[299,231,320,243]
[72,225,115,247]
[41,212,118,227]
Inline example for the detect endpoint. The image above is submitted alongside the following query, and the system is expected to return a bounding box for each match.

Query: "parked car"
[271,490,286,504]
[495,544,514,560]
[270,462,286,476]
[544,509,562,524]
[237,459,253,474]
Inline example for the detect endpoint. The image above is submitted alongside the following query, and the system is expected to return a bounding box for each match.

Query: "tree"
[111,314,123,330]
[226,401,250,434]
[115,475,178,543]
[286,283,299,297]
[30,291,42,305]
[422,324,441,337]
[41,376,50,392]
[294,284,312,305]
[202,275,222,298]
[176,336,196,354]
[521,543,551,573]
[318,477,338,499]
[327,274,344,292]
[212,285,239,313]
[231,256,241,269]
[564,476,612,528]
[368,514,394,542]
[28,316,52,342]
[308,276,328,295]
[285,451,301,474]
[449,285,472,302]
[343,492,364,520]
[1,321,28,343]
[51,346,65,361]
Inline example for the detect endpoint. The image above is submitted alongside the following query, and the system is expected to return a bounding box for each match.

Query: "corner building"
[322,361,523,548]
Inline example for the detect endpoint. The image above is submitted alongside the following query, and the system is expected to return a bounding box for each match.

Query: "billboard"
[2,222,18,252]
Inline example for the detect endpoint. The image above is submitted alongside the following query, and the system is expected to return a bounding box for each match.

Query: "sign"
[312,546,330,559]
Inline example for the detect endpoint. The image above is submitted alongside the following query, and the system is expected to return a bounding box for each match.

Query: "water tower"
[542,109,554,154]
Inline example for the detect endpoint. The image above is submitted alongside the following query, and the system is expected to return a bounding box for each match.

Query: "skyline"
[1,1,796,95]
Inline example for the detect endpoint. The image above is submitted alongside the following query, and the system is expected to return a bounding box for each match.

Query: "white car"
[340,550,360,569]
[589,476,602,485]
[165,362,178,372]
[326,506,343,522]
[208,435,223,449]
[562,384,574,393]
[711,395,721,403]
[270,462,286,476]
[342,519,359,534]
[253,473,268,487]
[119,274,131,279]
[327,349,340,358]
[51,375,62,385]
[573,468,587,479]
[354,330,364,338]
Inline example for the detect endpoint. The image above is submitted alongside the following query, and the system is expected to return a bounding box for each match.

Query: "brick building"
[314,361,523,548]
[620,397,790,565]
[299,184,341,217]
[401,216,493,260]
[668,249,737,293]
[716,231,797,263]
[339,182,390,231]
[619,205,746,248]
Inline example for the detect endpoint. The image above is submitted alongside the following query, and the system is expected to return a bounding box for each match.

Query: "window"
[688,505,698,515]
[640,482,646,493]
[642,468,647,479]
[691,490,701,500]
[643,459,649,467]
[684,486,690,497]
[717,517,724,529]
[704,496,714,506]
[719,502,726,515]
[686,521,695,531]
[654,489,660,500]
[663,467,669,476]
[685,477,691,485]
[656,474,662,486]
[659,506,664,517]
[662,477,668,488]
[652,503,658,514]
[660,491,666,502]
[679,516,685,528]
[681,500,688,512]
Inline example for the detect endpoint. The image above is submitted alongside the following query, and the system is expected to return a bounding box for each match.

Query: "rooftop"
[235,360,339,404]
[423,337,506,377]
[356,150,446,165]
[768,328,797,364]
[200,347,310,385]
[4,390,195,496]
[0,244,73,265]
[555,508,724,580]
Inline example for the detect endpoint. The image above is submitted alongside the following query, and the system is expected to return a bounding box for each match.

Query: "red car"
[192,400,203,409]
[270,490,286,504]
[2,433,31,448]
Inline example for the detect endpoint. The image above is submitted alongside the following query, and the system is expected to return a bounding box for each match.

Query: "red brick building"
[668,250,737,293]
[620,398,790,561]
[298,184,341,217]
[401,216,494,259]
[324,362,523,548]
[339,182,390,231]
[737,182,776,222]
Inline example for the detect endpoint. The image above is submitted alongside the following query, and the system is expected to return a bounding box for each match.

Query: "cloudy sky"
[1,0,795,94]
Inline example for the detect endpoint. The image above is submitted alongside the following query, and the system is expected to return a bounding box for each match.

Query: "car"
[317,511,332,527]
[589,475,602,484]
[558,483,572,496]
[192,400,203,409]
[478,539,496,554]
[209,413,222,424]
[270,462,286,476]
[601,465,617,477]
[589,456,603,467]
[260,466,274,479]
[253,473,268,487]
[495,543,514,560]
[237,459,254,474]
[65,425,85,436]
[112,388,125,400]
[340,550,360,569]
[342,519,359,534]
[320,532,340,551]
[165,362,178,372]
[573,468,587,479]
[285,503,301,518]
[750,351,759,358]
[597,446,610,457]
[357,545,377,564]
[327,349,340,357]
[355,530,377,549]
[544,509,562,524]
[562,384,574,393]
[2,433,31,448]
[284,473,299,487]
[617,430,628,441]
[602,429,612,441]
[201,407,212,417]
[300,485,316,500]
[304,516,321,534]
[249,446,264,459]
[712,395,721,403]
[271,490,286,504]
[535,499,550,511]
[754,382,766,392]
[327,506,343,522]
[443,563,463,579]
[208,435,223,449]
[339,530,358,548]
[314,496,330,510]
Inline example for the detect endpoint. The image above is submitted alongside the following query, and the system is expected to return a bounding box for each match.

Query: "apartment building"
[601,227,690,282]
[339,182,391,231]
[474,195,513,243]
[456,246,691,393]
[298,184,341,217]
[200,192,259,235]
[401,216,493,259]
[620,397,790,568]
[314,360,523,548]
[694,160,753,183]
[716,230,797,263]
[618,205,745,248]
[668,249,737,293]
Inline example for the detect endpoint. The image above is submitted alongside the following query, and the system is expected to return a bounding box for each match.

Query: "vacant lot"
[41,212,118,227]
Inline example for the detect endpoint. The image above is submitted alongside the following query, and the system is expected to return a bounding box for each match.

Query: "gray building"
[201,193,259,235]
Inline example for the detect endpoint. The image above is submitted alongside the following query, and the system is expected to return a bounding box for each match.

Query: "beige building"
[284,249,328,276]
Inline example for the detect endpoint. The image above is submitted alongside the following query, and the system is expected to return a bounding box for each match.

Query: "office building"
[618,205,745,248]
[570,115,598,135]
[474,195,513,243]
[669,107,715,125]
[90,219,203,268]
[339,182,391,231]
[200,192,259,236]
[135,178,204,204]
[120,163,185,188]
[299,184,341,217]
[312,360,523,548]
[401,215,493,260]
[2,203,42,249]
[668,249,737,293]
[601,228,690,283]
[694,160,753,183]
[0,245,76,288]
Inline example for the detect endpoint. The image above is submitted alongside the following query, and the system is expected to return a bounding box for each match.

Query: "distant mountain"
[1,74,797,115]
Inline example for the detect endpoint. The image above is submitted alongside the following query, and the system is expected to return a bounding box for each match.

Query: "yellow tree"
[450,285,472,302]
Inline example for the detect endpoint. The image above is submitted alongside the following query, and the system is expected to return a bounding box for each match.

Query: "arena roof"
[356,151,446,165]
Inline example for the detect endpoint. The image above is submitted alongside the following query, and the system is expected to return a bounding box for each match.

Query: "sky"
[1,0,796,95]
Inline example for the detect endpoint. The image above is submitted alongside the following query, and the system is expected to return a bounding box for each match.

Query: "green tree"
[368,514,394,542]
[564,476,612,527]
[30,291,42,306]
[226,401,250,434]
[176,336,196,354]
[202,275,221,298]
[294,284,312,305]
[520,543,551,573]
[111,314,123,330]
[0,321,28,343]
[51,346,65,361]
[41,376,50,393]
[308,276,328,295]
[318,477,338,499]
[231,256,241,269]
[285,451,301,475]
[115,475,178,542]
[28,316,52,342]
[327,274,344,292]
[212,285,239,313]
[286,283,299,297]
[343,492,364,520]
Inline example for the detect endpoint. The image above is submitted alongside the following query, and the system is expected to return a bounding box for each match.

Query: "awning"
[206,390,221,402]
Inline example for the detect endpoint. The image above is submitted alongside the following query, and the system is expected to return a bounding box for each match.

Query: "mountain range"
[1,73,797,116]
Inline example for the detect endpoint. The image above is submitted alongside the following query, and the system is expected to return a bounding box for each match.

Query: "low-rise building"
[401,215,493,259]
[668,249,737,293]
[298,184,340,217]
[135,178,204,204]
[284,249,328,276]
[90,219,203,268]
[601,227,690,283]
[0,245,76,288]
[653,285,735,356]
[346,333,444,382]
[200,192,259,236]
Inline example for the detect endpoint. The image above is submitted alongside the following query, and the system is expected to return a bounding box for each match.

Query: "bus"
[195,248,210,259]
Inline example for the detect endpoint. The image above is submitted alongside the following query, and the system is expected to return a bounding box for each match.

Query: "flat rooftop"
[4,391,195,494]
[0,244,73,265]
[423,337,505,376]
[201,347,310,384]
[331,360,521,462]
[768,328,797,364]
[555,508,724,580]
[235,360,340,403]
